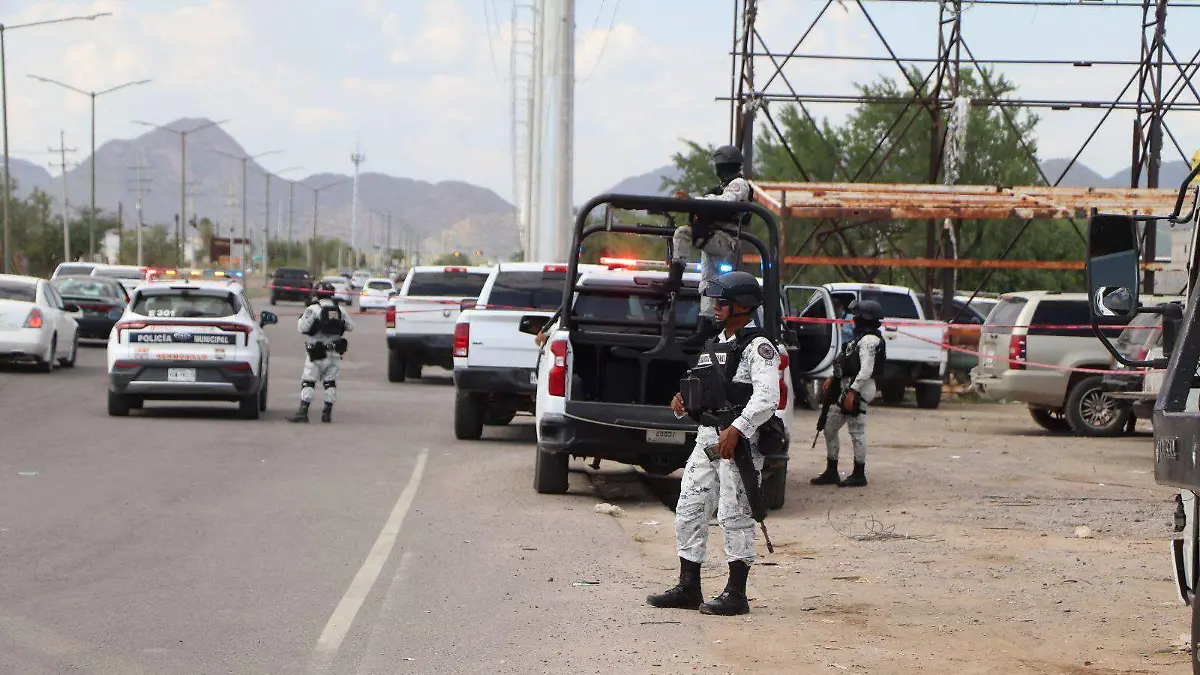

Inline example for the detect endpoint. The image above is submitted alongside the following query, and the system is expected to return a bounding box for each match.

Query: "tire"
[269,295,277,306]
[763,465,787,510]
[387,349,407,383]
[405,359,422,380]
[239,392,260,420]
[881,383,906,405]
[107,390,131,417]
[1064,375,1131,437]
[258,375,269,412]
[534,444,569,494]
[59,335,78,368]
[454,391,485,440]
[915,383,942,409]
[1029,406,1072,433]
[799,379,822,411]
[36,336,57,373]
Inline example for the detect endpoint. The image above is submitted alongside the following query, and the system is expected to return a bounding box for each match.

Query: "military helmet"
[314,280,338,301]
[703,270,762,309]
[711,144,744,167]
[848,299,883,321]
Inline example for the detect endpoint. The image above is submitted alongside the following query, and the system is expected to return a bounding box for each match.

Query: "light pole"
[212,148,280,271]
[28,74,151,260]
[133,118,227,266]
[262,166,299,273]
[299,178,349,272]
[0,12,111,274]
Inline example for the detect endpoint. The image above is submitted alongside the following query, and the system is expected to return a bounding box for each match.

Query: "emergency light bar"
[599,257,702,272]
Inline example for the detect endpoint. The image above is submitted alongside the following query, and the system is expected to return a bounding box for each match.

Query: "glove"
[840,389,859,414]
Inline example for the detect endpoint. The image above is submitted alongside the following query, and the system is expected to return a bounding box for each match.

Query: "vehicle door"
[42,282,76,355]
[241,291,270,368]
[781,285,839,377]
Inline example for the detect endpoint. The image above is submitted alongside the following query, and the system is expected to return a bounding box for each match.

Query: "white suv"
[106,279,277,419]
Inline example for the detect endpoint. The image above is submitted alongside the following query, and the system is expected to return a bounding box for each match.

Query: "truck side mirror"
[1086,214,1141,319]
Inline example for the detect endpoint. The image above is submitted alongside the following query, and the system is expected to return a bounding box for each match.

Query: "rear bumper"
[109,359,261,399]
[538,411,696,471]
[0,329,49,360]
[454,366,536,395]
[972,370,1067,409]
[387,333,453,366]
[359,295,390,309]
[75,315,115,339]
[270,285,313,301]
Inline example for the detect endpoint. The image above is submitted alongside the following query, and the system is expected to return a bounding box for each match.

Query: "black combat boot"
[810,459,840,485]
[679,315,721,350]
[838,461,867,487]
[646,558,703,610]
[320,402,333,423]
[287,401,310,423]
[653,260,686,295]
[699,561,751,616]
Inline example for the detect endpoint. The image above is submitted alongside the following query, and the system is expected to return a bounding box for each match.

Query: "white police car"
[105,278,277,419]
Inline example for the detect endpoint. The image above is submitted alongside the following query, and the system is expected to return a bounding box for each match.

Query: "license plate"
[983,348,994,368]
[647,429,685,445]
[167,368,196,383]
[529,371,538,384]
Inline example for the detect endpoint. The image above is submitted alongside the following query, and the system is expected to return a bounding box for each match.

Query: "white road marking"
[313,448,428,662]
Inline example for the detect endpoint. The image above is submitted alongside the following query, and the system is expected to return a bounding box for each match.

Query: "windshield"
[53,278,123,299]
[93,267,143,280]
[0,280,36,302]
[984,297,1028,334]
[131,290,239,318]
[407,271,489,298]
[367,280,393,290]
[487,271,567,310]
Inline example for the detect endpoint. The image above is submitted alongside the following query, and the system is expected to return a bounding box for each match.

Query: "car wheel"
[269,295,277,306]
[388,349,407,383]
[915,383,942,409]
[36,335,57,373]
[259,374,269,412]
[534,444,569,494]
[405,359,422,380]
[881,383,906,405]
[1065,376,1131,437]
[454,391,485,440]
[59,334,78,368]
[107,390,131,417]
[1028,406,1072,433]
[799,379,822,410]
[238,392,261,420]
[763,465,787,510]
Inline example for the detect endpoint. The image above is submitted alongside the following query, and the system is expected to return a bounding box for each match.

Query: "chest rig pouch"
[305,303,346,337]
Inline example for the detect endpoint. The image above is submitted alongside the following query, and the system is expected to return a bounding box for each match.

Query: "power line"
[579,0,622,83]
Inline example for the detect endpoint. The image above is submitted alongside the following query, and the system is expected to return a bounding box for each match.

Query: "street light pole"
[300,178,349,272]
[261,166,299,273]
[212,148,280,272]
[0,12,111,274]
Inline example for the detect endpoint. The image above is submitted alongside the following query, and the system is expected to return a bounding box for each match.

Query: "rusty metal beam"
[747,254,1170,271]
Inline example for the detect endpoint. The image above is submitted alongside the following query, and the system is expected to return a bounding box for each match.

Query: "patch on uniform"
[757,342,777,360]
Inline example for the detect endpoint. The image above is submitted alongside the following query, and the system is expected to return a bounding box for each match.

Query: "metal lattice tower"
[350,148,366,267]
[511,1,540,260]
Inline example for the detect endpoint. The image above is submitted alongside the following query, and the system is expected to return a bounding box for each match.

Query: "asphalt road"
[0,313,723,675]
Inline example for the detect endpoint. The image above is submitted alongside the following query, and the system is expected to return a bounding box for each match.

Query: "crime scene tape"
[783,316,1158,332]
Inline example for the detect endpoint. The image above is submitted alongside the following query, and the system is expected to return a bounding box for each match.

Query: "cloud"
[381,0,472,67]
[296,107,344,131]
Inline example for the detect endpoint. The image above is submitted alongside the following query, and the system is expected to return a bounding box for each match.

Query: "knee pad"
[301,380,316,390]
[323,380,336,390]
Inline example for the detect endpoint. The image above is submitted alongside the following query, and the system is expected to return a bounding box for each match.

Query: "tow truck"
[1083,161,1200,671]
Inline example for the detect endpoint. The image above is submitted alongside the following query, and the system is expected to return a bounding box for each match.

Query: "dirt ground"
[597,400,1191,675]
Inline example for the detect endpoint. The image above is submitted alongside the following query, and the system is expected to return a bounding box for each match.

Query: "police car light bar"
[599,257,702,272]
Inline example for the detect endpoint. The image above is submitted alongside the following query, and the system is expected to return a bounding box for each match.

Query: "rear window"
[367,280,393,290]
[131,290,239,318]
[93,267,143,280]
[407,271,489,298]
[984,297,1028,333]
[572,291,700,333]
[56,264,94,277]
[859,291,920,319]
[486,271,567,310]
[1029,299,1129,337]
[275,268,311,280]
[0,280,36,302]
[53,278,121,298]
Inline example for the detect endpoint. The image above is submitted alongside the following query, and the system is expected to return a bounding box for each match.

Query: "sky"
[5,0,1200,208]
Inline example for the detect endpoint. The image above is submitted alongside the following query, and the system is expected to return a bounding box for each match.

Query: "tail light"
[115,320,148,339]
[548,338,569,397]
[1008,334,1027,370]
[453,322,470,357]
[112,359,138,369]
[23,308,43,328]
[225,362,253,371]
[777,350,790,410]
[385,305,396,328]
[443,266,467,273]
[543,264,567,273]
[361,289,369,296]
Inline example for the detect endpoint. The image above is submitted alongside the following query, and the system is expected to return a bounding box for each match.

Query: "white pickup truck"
[784,282,949,409]
[386,265,491,382]
[452,262,607,439]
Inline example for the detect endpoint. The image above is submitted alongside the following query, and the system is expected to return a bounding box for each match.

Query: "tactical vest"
[680,327,767,418]
[838,331,886,381]
[306,303,346,337]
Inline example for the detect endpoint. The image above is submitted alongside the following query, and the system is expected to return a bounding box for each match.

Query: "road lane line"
[313,448,428,662]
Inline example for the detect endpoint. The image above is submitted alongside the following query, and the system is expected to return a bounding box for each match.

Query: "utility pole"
[350,148,365,270]
[530,0,547,261]
[48,130,76,263]
[127,148,152,267]
[287,179,295,265]
[550,0,574,262]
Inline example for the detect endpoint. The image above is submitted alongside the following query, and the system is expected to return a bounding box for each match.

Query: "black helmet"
[314,281,337,301]
[711,144,743,167]
[703,270,762,309]
[849,299,883,321]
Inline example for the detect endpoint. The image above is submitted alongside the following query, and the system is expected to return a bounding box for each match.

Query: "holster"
[306,342,329,361]
[756,416,789,457]
[332,337,348,355]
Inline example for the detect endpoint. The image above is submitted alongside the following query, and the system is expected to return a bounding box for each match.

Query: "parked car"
[971,290,1182,435]
[0,274,79,371]
[51,275,129,340]
[358,278,397,311]
[269,267,315,304]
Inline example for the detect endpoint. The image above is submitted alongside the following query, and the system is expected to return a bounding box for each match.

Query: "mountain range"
[6,118,519,260]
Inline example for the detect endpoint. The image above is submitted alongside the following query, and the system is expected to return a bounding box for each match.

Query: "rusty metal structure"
[726,0,1200,316]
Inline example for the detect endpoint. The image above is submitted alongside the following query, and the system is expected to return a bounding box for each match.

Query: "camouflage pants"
[823,404,869,462]
[671,226,738,319]
[300,352,341,405]
[674,442,764,565]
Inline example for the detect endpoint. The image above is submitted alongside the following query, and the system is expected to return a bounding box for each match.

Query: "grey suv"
[971,291,1180,436]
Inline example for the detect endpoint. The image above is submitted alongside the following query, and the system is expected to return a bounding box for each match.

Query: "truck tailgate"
[884,320,947,363]
[391,297,468,336]
[464,309,549,369]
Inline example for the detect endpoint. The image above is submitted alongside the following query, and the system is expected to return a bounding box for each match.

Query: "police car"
[105,277,277,419]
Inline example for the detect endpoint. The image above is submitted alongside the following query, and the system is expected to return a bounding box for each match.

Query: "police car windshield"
[132,289,240,318]
[408,271,488,298]
[487,271,565,310]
